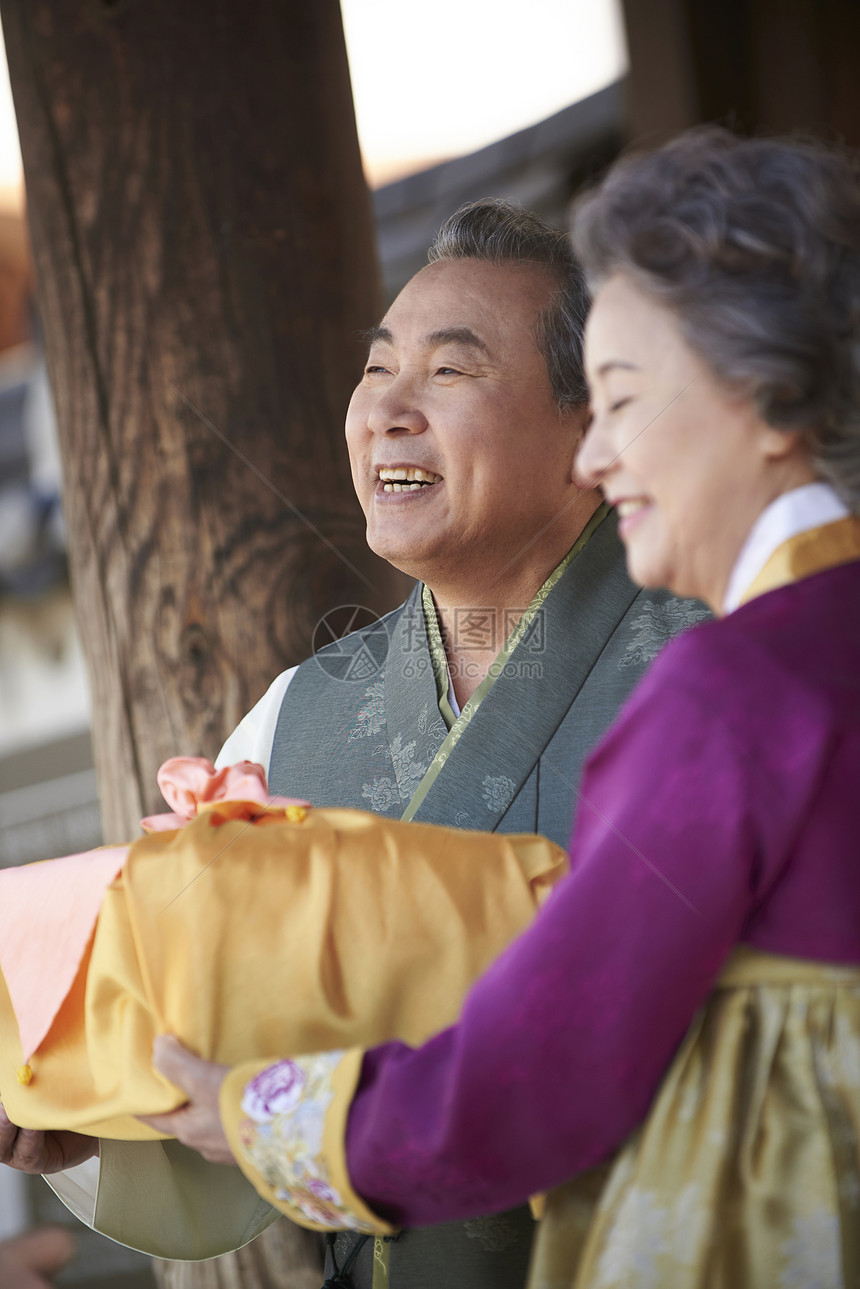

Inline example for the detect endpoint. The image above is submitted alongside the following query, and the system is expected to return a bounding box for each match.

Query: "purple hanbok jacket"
[345,560,860,1228]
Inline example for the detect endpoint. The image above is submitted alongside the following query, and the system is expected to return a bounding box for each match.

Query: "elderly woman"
[180,130,858,1287]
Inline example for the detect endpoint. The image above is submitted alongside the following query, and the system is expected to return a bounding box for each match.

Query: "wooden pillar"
[622,0,860,145]
[1,0,405,1284]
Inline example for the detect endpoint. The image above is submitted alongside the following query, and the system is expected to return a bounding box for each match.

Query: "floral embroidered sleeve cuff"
[219,1049,394,1235]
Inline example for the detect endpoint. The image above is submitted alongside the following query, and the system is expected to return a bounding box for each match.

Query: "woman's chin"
[625,550,714,609]
[622,542,670,594]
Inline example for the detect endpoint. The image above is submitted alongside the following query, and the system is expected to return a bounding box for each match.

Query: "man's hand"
[138,1036,235,1165]
[0,1108,98,1175]
[0,1227,75,1289]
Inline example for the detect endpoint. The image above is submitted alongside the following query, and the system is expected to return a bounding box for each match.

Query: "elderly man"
[0,201,706,1288]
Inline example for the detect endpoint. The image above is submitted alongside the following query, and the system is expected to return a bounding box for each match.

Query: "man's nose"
[366,376,429,437]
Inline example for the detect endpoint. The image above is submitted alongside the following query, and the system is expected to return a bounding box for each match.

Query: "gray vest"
[269,514,709,1289]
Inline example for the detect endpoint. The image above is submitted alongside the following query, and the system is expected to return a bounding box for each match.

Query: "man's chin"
[366,532,438,582]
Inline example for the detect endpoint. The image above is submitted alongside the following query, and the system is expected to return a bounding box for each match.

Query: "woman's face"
[579,273,815,611]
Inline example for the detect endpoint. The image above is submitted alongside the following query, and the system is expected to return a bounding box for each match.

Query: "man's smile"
[377,466,444,494]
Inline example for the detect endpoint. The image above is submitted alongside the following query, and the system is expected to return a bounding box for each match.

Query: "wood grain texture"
[1,0,406,841]
[1,2,406,1283]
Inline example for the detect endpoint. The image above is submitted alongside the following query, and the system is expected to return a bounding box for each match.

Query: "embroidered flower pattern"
[348,681,386,742]
[242,1061,306,1122]
[239,1052,375,1232]
[620,598,711,669]
[481,773,516,813]
[417,702,449,744]
[361,776,400,812]
[389,733,428,802]
[593,1183,708,1289]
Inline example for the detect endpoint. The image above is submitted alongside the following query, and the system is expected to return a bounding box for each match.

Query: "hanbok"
[218,513,860,1289]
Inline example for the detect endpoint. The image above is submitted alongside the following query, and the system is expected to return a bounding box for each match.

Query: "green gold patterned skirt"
[530,947,860,1289]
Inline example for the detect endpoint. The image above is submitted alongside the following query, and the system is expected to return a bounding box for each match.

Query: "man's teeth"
[615,499,649,518]
[378,467,442,493]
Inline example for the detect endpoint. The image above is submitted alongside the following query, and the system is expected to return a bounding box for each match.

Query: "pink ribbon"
[141,757,310,831]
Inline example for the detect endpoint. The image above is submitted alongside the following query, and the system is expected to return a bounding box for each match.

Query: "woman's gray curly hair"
[571,127,860,509]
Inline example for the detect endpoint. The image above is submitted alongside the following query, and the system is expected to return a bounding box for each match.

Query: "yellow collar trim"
[738,515,860,607]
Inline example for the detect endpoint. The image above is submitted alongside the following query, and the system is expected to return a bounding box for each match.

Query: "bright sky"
[0,2,627,198]
[0,29,21,204]
[341,0,629,184]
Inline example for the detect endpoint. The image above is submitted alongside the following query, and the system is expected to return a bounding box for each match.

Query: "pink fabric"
[141,757,309,832]
[0,757,309,1062]
[0,845,129,1061]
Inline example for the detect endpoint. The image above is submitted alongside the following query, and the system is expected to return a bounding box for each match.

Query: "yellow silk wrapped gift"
[0,759,566,1140]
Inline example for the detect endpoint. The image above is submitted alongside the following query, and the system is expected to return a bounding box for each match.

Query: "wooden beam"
[622,0,860,145]
[620,0,701,140]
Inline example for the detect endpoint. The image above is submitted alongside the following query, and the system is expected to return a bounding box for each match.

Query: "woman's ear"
[760,423,806,461]
[757,421,819,492]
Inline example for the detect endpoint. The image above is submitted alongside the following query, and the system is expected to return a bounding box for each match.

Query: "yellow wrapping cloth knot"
[16,1064,33,1086]
[284,805,308,823]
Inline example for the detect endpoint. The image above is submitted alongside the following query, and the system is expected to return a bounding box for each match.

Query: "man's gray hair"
[428,199,590,410]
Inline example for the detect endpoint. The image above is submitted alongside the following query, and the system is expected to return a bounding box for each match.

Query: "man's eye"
[436,366,463,377]
[365,364,389,375]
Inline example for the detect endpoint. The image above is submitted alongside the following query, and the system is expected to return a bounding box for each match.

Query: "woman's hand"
[0,1109,98,1174]
[138,1036,236,1165]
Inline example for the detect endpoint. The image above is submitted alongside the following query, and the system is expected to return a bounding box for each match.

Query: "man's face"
[345,258,585,587]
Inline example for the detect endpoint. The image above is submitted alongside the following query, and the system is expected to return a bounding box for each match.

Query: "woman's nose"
[574,415,614,490]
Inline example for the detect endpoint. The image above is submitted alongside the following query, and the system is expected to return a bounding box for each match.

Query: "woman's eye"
[609,397,631,414]
[436,366,462,377]
[365,364,389,375]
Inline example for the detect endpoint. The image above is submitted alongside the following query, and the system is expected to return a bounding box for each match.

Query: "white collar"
[446,668,461,719]
[723,482,849,614]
